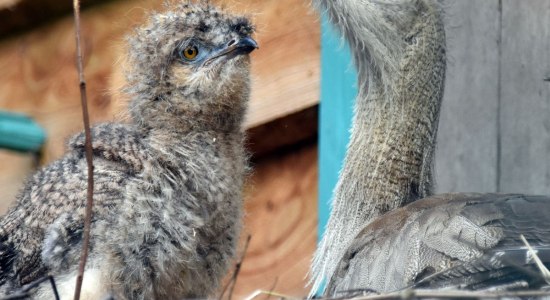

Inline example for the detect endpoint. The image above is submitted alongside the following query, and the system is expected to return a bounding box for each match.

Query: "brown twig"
[242,290,299,300]
[0,275,59,300]
[219,235,252,300]
[265,277,279,300]
[71,0,94,299]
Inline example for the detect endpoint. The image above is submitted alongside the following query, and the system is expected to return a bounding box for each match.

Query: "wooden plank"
[0,0,320,124]
[233,143,317,298]
[435,0,500,193]
[0,150,35,214]
[499,0,550,194]
[247,106,318,158]
[243,0,320,128]
[0,0,112,38]
[0,0,18,9]
[0,142,319,296]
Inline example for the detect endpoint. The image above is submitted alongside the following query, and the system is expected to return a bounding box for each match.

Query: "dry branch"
[520,234,550,284]
[0,276,59,300]
[219,235,252,300]
[265,277,279,300]
[71,0,94,299]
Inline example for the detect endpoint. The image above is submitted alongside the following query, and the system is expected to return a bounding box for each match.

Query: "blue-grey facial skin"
[175,35,258,69]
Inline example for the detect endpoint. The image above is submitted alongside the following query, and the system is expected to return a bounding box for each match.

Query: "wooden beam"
[0,0,112,38]
[499,0,550,194]
[247,106,318,158]
[244,0,320,128]
[435,0,500,193]
[234,142,318,298]
[0,150,36,214]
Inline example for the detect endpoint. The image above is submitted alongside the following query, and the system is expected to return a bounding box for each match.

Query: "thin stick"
[242,290,299,300]
[320,289,550,300]
[219,235,252,300]
[520,234,550,284]
[49,276,60,300]
[228,234,251,300]
[0,275,60,300]
[265,277,279,300]
[72,0,94,299]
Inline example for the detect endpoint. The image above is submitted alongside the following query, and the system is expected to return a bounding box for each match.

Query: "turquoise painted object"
[0,110,46,152]
[317,14,357,294]
[318,15,357,240]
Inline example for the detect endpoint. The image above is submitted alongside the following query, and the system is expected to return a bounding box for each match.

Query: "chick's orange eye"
[183,46,198,60]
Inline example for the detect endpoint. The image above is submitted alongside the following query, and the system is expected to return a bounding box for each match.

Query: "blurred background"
[0,0,548,298]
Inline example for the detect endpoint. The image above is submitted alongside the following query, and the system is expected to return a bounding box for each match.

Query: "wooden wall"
[0,0,319,297]
[239,143,317,298]
[435,0,550,195]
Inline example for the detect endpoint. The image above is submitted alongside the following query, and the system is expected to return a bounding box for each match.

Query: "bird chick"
[0,2,257,299]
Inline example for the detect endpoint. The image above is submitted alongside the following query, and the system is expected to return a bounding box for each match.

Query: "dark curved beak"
[233,37,259,55]
[204,37,258,66]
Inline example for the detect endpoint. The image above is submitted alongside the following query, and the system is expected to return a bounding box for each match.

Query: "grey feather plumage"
[311,0,550,297]
[0,3,256,299]
[328,194,550,294]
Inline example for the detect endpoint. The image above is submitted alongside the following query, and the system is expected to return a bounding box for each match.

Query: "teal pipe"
[0,110,46,153]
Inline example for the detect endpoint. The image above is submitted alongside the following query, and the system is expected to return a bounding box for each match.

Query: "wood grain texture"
[233,143,318,298]
[244,0,320,128]
[499,0,550,194]
[435,0,500,193]
[436,1,550,194]
[248,106,318,158]
[0,150,35,214]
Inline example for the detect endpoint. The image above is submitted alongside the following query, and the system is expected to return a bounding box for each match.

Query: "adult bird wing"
[327,193,550,295]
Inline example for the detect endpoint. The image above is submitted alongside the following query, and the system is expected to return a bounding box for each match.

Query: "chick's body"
[0,3,256,299]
